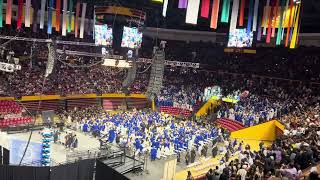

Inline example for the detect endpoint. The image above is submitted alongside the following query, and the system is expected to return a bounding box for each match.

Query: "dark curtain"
[0,165,50,180]
[50,162,79,180]
[3,148,9,165]
[0,146,2,165]
[95,160,130,180]
[77,159,95,180]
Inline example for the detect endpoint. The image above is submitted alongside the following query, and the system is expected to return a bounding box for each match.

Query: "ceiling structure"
[81,0,320,33]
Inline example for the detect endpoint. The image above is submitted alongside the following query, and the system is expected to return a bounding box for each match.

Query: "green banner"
[276,0,286,45]
[0,0,3,27]
[68,0,73,32]
[221,0,231,23]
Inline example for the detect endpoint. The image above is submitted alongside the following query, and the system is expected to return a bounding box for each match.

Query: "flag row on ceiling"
[0,0,88,38]
[162,0,302,48]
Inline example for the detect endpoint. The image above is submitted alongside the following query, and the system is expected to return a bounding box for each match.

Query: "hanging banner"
[62,0,68,36]
[178,0,188,8]
[239,0,245,26]
[285,0,293,47]
[185,0,200,24]
[32,0,38,32]
[257,15,262,41]
[201,0,210,18]
[6,0,12,25]
[75,2,80,37]
[252,0,259,31]
[80,3,87,38]
[230,0,240,31]
[0,0,3,27]
[262,0,270,35]
[40,0,46,29]
[271,0,279,38]
[68,0,73,32]
[221,0,231,23]
[276,0,285,45]
[17,0,23,29]
[210,0,220,29]
[56,0,61,31]
[246,0,254,34]
[290,3,300,49]
[281,0,289,40]
[162,0,168,17]
[289,5,297,42]
[25,0,31,27]
[266,0,275,43]
[47,0,53,34]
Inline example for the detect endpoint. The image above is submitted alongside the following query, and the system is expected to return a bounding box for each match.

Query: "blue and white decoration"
[41,129,53,166]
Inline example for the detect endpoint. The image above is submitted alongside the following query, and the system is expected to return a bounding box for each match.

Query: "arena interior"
[0,0,319,180]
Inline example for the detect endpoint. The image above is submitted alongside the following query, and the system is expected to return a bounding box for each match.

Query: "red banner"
[239,0,246,26]
[201,0,210,18]
[17,0,23,29]
[56,0,61,31]
[266,0,275,43]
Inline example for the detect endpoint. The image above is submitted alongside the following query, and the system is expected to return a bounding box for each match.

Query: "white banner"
[185,0,200,24]
[252,0,260,31]
[162,0,168,17]
[25,0,31,27]
[80,3,87,39]
[62,0,68,36]
[229,0,240,31]
[0,62,21,72]
[263,0,270,35]
[40,0,46,29]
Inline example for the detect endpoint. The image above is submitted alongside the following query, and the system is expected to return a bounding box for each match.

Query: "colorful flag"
[221,0,231,23]
[6,0,12,25]
[239,0,246,26]
[179,0,188,8]
[56,0,61,31]
[247,0,254,34]
[162,0,168,17]
[80,3,87,38]
[68,0,73,32]
[201,0,210,18]
[276,0,285,45]
[210,0,220,29]
[186,0,200,24]
[40,0,46,29]
[25,0,31,27]
[75,2,80,37]
[0,0,3,27]
[290,3,301,48]
[47,0,53,34]
[230,0,240,31]
[285,0,293,47]
[252,0,260,31]
[17,0,23,29]
[62,0,68,36]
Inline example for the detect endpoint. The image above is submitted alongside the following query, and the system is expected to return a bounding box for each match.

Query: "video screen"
[227,29,253,48]
[94,24,113,46]
[121,26,143,49]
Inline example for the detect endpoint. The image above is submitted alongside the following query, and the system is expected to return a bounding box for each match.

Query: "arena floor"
[5,129,223,180]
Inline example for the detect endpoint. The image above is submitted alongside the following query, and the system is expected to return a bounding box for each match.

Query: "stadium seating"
[160,106,192,118]
[0,117,33,127]
[0,100,22,114]
[216,118,244,132]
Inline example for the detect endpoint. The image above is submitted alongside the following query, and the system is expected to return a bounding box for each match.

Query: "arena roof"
[79,0,320,33]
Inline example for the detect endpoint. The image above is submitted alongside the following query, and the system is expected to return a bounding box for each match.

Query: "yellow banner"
[261,5,297,28]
